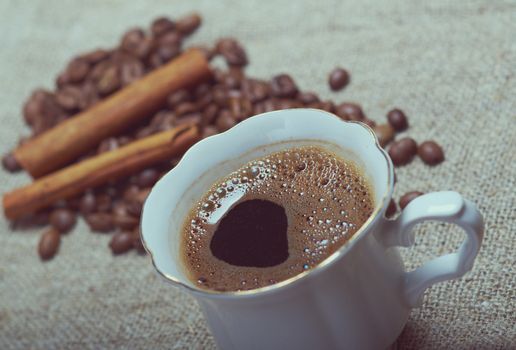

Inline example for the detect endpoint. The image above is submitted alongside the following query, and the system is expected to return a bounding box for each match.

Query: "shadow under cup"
[142,109,393,295]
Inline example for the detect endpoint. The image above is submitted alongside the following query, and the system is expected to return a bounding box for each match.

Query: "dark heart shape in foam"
[210,199,289,267]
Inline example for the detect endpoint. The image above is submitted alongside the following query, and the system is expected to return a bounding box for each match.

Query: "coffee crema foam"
[180,146,374,292]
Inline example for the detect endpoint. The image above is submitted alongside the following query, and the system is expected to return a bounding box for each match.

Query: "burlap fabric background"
[1,0,514,349]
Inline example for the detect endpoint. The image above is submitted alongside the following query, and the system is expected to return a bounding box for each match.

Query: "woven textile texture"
[0,0,515,349]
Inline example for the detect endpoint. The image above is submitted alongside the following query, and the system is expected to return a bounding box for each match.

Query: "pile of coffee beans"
[2,12,444,260]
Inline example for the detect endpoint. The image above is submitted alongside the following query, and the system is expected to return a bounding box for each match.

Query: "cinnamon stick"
[14,49,212,178]
[3,125,200,220]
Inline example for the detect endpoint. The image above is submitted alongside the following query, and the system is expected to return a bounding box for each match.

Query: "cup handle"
[378,191,484,307]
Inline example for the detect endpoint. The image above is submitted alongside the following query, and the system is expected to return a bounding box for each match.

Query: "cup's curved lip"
[141,108,394,299]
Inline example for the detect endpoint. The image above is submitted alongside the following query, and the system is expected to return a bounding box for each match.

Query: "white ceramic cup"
[141,109,484,350]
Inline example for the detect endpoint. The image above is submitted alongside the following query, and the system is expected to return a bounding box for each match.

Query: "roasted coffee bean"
[81,49,110,64]
[335,102,364,120]
[362,119,376,128]
[157,116,177,131]
[159,31,182,47]
[104,185,119,198]
[49,209,77,233]
[111,50,134,64]
[128,174,139,185]
[139,39,156,61]
[38,228,61,261]
[155,44,181,63]
[109,231,134,255]
[153,110,176,131]
[196,91,213,110]
[216,110,236,131]
[123,185,140,202]
[174,102,197,116]
[66,197,82,212]
[12,210,51,229]
[174,112,202,126]
[136,188,152,203]
[399,191,424,209]
[418,141,445,165]
[221,71,242,89]
[151,17,176,37]
[126,189,151,217]
[112,201,127,216]
[150,110,169,127]
[275,99,289,110]
[373,124,395,147]
[202,104,219,125]
[66,58,90,83]
[290,100,304,111]
[31,95,67,136]
[120,59,145,86]
[271,74,298,98]
[319,100,335,113]
[121,28,146,56]
[147,53,168,75]
[277,99,302,110]
[298,91,319,104]
[85,213,114,232]
[39,91,63,120]
[97,66,120,95]
[56,71,70,88]
[2,153,21,172]
[167,89,191,108]
[253,102,266,115]
[95,194,113,212]
[212,86,228,107]
[80,192,96,214]
[78,82,99,110]
[194,82,210,97]
[97,137,119,154]
[22,89,63,128]
[175,13,201,35]
[213,68,226,83]
[229,96,253,120]
[385,199,397,218]
[229,90,244,102]
[89,60,110,82]
[126,202,143,218]
[263,98,277,112]
[328,68,350,91]
[305,102,321,110]
[31,119,48,136]
[250,81,270,103]
[216,38,248,67]
[387,109,408,131]
[55,85,82,111]
[241,79,268,103]
[388,137,418,166]
[132,227,146,253]
[23,89,48,126]
[202,125,219,138]
[137,169,160,188]
[113,216,139,232]
[113,208,139,230]
[229,66,245,80]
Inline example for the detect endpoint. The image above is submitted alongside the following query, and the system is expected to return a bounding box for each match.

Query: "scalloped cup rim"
[141,108,393,299]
